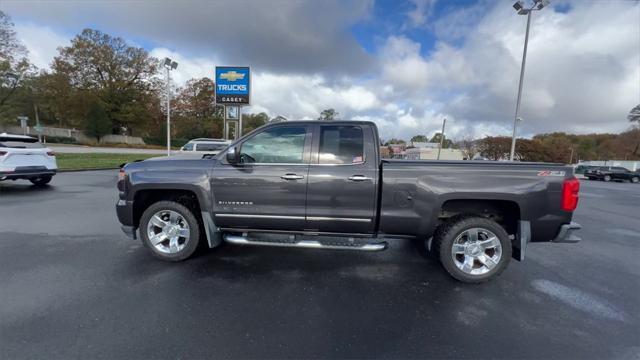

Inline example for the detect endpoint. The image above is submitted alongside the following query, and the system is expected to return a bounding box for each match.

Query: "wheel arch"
[131,186,222,248]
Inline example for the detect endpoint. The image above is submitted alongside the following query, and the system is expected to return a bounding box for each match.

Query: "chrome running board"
[223,234,387,252]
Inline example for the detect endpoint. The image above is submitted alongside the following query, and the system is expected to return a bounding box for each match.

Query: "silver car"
[180,138,230,155]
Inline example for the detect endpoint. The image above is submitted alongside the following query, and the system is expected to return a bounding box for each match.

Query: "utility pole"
[437,118,446,160]
[569,147,574,164]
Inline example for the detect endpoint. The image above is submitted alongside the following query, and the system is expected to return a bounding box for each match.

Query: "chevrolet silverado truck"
[116,121,581,283]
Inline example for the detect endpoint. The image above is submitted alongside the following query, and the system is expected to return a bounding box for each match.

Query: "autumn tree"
[173,77,223,139]
[455,137,477,160]
[0,11,35,122]
[52,29,160,135]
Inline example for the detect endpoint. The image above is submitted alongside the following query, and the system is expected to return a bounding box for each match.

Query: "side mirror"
[226,146,238,164]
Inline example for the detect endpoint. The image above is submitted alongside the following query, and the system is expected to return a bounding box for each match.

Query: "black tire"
[631,176,639,184]
[139,200,200,261]
[604,175,612,182]
[432,216,511,283]
[29,175,52,186]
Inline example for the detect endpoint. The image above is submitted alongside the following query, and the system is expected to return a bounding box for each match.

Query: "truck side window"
[240,126,306,164]
[319,125,364,164]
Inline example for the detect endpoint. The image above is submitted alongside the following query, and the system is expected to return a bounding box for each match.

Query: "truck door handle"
[281,174,304,180]
[348,175,370,182]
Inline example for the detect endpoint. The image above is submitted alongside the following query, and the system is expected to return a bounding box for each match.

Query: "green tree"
[628,104,640,123]
[430,132,453,148]
[410,135,428,143]
[383,138,406,146]
[84,102,112,140]
[318,108,339,121]
[242,112,269,133]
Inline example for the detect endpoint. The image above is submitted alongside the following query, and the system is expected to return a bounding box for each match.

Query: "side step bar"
[224,234,387,252]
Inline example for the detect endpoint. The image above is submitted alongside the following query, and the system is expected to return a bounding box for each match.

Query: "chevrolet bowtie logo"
[220,71,245,81]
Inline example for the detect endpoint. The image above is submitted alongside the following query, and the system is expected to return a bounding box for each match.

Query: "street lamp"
[164,57,178,156]
[509,0,549,161]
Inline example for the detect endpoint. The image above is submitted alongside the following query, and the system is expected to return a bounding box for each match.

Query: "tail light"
[561,177,580,211]
[47,151,55,156]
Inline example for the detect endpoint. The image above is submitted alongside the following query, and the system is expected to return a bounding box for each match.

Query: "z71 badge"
[537,170,566,177]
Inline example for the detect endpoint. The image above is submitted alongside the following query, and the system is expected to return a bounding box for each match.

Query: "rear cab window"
[318,125,364,165]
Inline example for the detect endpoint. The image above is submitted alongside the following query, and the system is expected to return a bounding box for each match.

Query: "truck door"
[211,125,311,231]
[305,124,378,234]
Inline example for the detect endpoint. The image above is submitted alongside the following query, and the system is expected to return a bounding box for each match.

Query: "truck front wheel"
[433,216,511,283]
[139,201,200,261]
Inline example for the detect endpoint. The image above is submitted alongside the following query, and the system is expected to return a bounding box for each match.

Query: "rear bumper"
[0,167,57,180]
[553,222,582,243]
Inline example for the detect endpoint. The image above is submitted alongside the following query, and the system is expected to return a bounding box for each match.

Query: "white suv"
[0,133,57,185]
[180,138,230,155]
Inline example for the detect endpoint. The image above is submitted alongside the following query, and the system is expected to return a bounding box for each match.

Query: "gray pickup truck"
[116,120,581,282]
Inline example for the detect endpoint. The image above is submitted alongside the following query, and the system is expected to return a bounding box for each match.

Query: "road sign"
[215,66,250,105]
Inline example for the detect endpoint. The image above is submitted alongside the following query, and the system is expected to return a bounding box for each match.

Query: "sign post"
[215,66,251,140]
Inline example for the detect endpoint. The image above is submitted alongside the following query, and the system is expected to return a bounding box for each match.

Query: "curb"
[58,168,119,173]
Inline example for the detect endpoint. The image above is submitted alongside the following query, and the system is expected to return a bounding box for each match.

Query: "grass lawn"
[56,153,158,171]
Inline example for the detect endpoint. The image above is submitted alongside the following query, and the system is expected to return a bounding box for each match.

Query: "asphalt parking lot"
[1,171,639,359]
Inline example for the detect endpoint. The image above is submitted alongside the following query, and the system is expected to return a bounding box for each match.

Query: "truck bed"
[378,159,573,242]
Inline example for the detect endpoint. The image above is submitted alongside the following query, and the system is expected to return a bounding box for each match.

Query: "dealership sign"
[215,66,250,105]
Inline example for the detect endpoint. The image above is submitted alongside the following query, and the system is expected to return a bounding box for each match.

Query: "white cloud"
[406,0,436,28]
[9,0,640,142]
[13,23,70,69]
[148,48,217,86]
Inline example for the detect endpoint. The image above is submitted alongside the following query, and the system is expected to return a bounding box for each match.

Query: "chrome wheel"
[146,210,191,254]
[451,227,502,276]
[632,177,639,183]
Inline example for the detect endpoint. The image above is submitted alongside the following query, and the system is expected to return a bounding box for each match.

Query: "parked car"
[116,121,581,283]
[585,166,639,183]
[180,138,230,155]
[0,133,57,185]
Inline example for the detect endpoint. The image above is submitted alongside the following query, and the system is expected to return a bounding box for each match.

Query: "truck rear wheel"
[433,216,511,283]
[139,201,200,261]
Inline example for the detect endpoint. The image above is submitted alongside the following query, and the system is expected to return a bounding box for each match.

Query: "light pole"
[510,0,549,161]
[163,58,178,156]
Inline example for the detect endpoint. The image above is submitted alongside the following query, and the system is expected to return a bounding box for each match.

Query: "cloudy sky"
[2,0,639,140]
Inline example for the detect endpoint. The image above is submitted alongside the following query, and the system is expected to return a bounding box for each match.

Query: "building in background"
[405,147,465,160]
